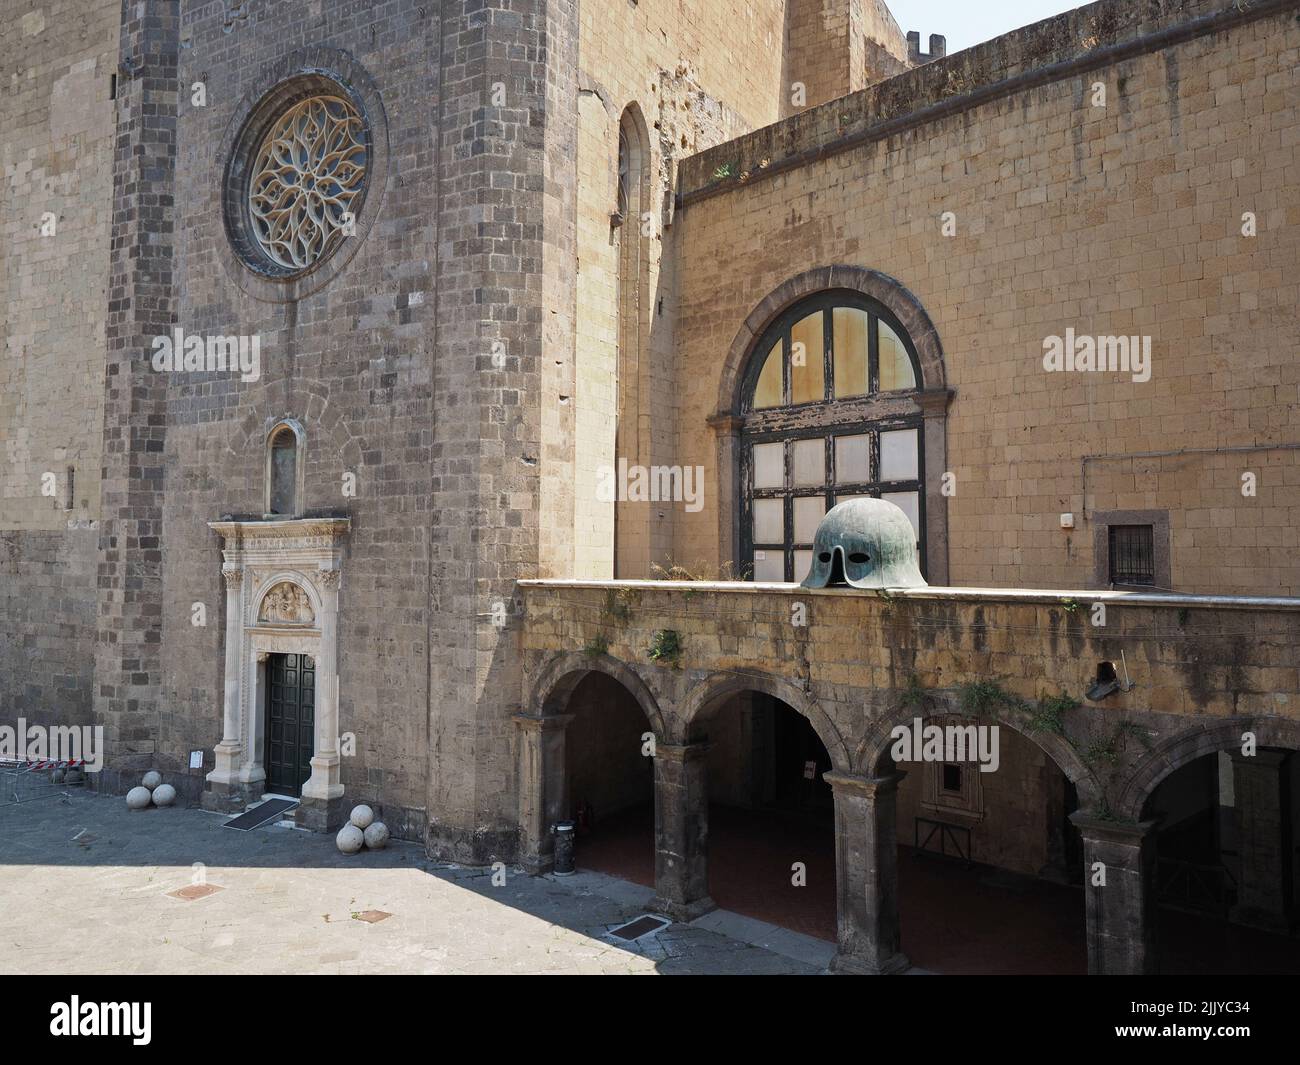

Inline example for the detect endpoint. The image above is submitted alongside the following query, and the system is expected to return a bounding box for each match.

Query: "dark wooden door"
[266,652,315,795]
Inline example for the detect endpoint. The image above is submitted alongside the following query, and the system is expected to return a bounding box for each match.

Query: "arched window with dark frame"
[740,290,926,582]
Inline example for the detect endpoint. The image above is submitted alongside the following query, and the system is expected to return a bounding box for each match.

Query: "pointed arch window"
[740,291,925,582]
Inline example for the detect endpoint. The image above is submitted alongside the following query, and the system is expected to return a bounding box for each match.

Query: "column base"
[650,894,717,923]
[828,950,911,975]
[201,778,262,815]
[298,794,345,833]
[302,755,342,801]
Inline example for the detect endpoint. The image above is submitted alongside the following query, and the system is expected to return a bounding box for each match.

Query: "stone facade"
[0,0,119,732]
[677,0,1300,595]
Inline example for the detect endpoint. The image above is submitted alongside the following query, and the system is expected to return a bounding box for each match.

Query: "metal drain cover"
[608,915,669,941]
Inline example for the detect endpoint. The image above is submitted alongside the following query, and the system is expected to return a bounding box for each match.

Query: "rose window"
[247,95,368,271]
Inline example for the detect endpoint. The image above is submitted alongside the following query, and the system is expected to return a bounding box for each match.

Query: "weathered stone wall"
[0,0,117,532]
[0,527,98,729]
[894,725,1063,876]
[119,2,446,833]
[0,1,118,732]
[520,579,1300,817]
[783,0,911,116]
[573,0,790,580]
[673,0,1300,595]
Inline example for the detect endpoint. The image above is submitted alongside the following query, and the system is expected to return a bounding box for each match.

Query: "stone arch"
[854,690,1103,809]
[715,265,947,419]
[1114,715,1300,823]
[249,570,323,628]
[680,670,850,771]
[528,650,667,739]
[225,400,365,512]
[711,265,953,583]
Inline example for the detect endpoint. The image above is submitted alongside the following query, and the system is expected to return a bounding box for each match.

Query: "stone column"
[825,771,909,974]
[302,568,343,827]
[1071,814,1159,974]
[207,565,244,789]
[707,413,743,572]
[915,388,953,585]
[652,742,715,921]
[515,714,573,874]
[1230,750,1293,932]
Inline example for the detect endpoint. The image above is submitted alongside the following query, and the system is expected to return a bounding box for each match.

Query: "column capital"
[706,411,743,435]
[824,770,905,798]
[513,713,574,733]
[914,387,954,416]
[1069,813,1159,844]
[655,741,710,763]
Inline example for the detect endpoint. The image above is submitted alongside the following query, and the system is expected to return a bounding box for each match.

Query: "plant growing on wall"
[602,587,637,623]
[647,629,683,666]
[1026,692,1079,736]
[582,634,609,657]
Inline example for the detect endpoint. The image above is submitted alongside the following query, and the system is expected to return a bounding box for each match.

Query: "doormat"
[608,915,670,942]
[222,798,299,832]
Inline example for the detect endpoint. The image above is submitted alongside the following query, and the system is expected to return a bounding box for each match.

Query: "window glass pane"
[270,431,296,514]
[881,491,920,539]
[752,550,784,582]
[753,340,783,409]
[834,434,870,484]
[878,319,916,391]
[752,442,784,489]
[879,428,919,481]
[790,312,824,405]
[793,496,825,542]
[793,549,814,583]
[752,498,783,544]
[836,493,870,505]
[832,306,869,398]
[791,438,824,486]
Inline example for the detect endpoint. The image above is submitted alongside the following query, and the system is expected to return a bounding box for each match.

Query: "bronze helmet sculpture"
[800,497,927,589]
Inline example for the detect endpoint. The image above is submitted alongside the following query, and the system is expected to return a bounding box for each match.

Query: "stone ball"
[142,770,162,789]
[50,768,66,784]
[336,824,365,854]
[151,783,177,807]
[126,786,152,810]
[363,822,389,850]
[349,804,374,830]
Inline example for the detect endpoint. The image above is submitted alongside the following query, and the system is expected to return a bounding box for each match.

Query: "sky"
[884,0,1087,55]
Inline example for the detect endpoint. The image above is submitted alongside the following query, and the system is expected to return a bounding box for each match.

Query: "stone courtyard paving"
[0,790,819,975]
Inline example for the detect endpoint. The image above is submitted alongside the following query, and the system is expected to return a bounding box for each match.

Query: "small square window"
[1108,525,1154,585]
[942,764,963,793]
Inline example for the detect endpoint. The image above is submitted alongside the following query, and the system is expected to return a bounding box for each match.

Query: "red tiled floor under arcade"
[575,802,1300,974]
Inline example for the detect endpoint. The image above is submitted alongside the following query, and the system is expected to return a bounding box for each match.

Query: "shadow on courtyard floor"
[0,790,817,975]
[2,790,1295,974]
[570,801,1300,975]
